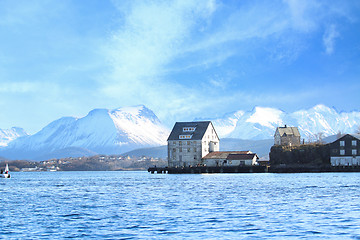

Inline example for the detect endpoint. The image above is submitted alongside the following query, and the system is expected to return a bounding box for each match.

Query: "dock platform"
[148,165,267,174]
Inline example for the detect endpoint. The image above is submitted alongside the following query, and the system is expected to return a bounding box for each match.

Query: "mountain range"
[0,104,359,160]
[206,104,360,141]
[0,127,28,147]
[0,105,169,160]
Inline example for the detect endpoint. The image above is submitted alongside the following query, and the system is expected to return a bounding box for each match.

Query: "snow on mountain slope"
[8,117,78,152]
[110,106,168,145]
[0,105,170,160]
[207,104,360,140]
[246,107,284,128]
[0,127,28,147]
[210,110,245,137]
[210,107,287,140]
[291,104,360,140]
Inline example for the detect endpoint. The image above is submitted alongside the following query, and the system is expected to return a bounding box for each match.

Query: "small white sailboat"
[0,163,10,178]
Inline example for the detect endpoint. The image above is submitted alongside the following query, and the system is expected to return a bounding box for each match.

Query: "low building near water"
[227,153,259,166]
[202,151,258,167]
[329,134,360,167]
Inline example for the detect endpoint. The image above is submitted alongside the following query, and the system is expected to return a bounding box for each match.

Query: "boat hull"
[0,173,10,178]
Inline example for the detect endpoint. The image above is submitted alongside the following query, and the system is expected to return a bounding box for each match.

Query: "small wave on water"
[61,213,84,219]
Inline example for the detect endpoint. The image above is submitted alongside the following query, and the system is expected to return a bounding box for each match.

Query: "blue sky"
[0,0,359,133]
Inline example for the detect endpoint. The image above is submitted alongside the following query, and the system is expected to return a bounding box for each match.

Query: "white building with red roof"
[202,151,259,167]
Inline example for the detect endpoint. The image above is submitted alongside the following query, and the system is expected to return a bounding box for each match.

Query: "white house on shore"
[330,134,360,167]
[167,121,220,167]
[202,151,258,167]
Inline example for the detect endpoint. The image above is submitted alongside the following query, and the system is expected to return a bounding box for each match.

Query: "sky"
[0,0,359,134]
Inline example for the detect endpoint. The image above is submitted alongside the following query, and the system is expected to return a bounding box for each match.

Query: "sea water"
[1,171,360,239]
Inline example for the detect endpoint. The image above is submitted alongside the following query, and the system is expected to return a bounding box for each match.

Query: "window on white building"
[179,135,192,139]
[352,140,357,146]
[340,141,345,147]
[183,127,196,132]
[352,149,357,155]
[340,149,345,155]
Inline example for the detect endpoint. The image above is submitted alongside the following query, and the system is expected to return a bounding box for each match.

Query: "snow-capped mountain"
[0,127,28,147]
[0,105,170,160]
[292,105,360,141]
[208,104,360,141]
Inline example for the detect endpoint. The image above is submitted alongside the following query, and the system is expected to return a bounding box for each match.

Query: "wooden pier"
[149,165,360,174]
[148,165,267,174]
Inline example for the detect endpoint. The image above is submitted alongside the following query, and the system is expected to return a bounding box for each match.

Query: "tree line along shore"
[0,155,166,172]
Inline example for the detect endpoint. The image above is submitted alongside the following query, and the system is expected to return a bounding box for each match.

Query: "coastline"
[148,165,360,174]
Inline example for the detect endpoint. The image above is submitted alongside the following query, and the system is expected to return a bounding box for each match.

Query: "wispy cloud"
[323,24,339,55]
[284,0,320,32]
[98,0,360,125]
[101,0,216,106]
[0,82,43,93]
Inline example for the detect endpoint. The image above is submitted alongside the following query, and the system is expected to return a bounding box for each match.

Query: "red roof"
[226,153,258,160]
[203,151,252,159]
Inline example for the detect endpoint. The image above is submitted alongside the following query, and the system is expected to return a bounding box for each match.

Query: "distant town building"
[329,134,360,167]
[274,125,301,146]
[202,151,258,167]
[167,121,220,167]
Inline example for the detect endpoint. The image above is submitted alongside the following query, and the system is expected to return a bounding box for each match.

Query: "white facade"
[202,151,258,167]
[228,156,258,166]
[203,157,223,167]
[167,121,219,167]
[201,124,219,157]
[168,139,203,167]
[203,157,257,167]
[331,156,360,167]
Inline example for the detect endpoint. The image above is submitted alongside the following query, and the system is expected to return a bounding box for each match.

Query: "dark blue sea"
[1,171,360,239]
